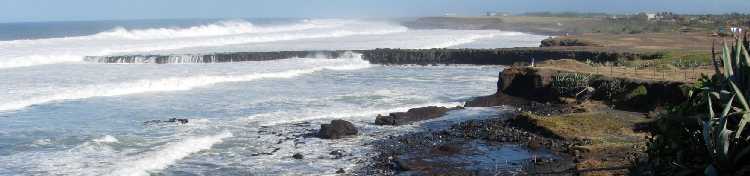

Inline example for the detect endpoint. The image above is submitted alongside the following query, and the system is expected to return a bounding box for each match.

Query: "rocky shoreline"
[346,65,688,175]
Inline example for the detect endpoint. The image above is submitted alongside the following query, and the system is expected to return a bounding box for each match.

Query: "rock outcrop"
[375,106,451,126]
[466,66,689,112]
[318,120,358,139]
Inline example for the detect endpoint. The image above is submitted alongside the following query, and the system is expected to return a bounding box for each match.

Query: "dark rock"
[86,51,347,64]
[336,168,346,174]
[431,144,461,155]
[318,120,358,139]
[360,48,662,65]
[292,153,304,160]
[143,118,189,125]
[330,150,346,159]
[164,118,189,124]
[374,106,450,126]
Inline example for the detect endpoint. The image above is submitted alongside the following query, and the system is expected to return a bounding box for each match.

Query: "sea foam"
[109,132,233,176]
[0,54,371,112]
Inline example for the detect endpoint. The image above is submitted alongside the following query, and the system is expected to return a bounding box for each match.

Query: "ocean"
[0,18,547,175]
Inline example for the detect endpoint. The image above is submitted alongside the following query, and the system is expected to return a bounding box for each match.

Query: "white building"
[731,27,743,33]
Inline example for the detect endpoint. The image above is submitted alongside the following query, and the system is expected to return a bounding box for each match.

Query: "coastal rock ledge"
[375,106,451,126]
[318,119,358,139]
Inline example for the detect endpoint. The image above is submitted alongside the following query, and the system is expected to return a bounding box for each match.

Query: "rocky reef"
[86,48,663,66]
[84,51,348,64]
[360,48,663,65]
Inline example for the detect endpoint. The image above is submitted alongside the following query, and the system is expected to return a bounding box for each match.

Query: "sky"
[1,0,749,23]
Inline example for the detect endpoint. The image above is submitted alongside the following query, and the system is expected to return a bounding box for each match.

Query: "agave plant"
[697,36,750,175]
[551,72,592,97]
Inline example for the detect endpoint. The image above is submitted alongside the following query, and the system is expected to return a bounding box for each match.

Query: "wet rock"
[330,150,346,159]
[375,106,450,126]
[336,168,346,174]
[360,48,660,65]
[318,120,358,139]
[143,118,189,125]
[90,51,347,64]
[292,153,304,160]
[430,144,461,155]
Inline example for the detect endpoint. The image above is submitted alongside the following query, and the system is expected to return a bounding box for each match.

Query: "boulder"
[318,120,358,139]
[292,153,304,159]
[375,106,450,126]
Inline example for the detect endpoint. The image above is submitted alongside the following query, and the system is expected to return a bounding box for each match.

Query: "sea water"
[0,19,547,175]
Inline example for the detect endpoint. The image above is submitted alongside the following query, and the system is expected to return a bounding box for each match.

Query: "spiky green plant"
[641,36,750,176]
[551,72,592,97]
[695,37,750,175]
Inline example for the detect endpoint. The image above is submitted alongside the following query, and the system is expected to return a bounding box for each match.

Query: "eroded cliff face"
[467,66,689,112]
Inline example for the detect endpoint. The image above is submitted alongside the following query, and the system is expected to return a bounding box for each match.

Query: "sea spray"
[0,20,405,69]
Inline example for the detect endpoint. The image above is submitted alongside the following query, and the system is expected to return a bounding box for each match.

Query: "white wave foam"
[109,132,232,176]
[0,55,371,112]
[0,20,405,69]
[254,102,463,126]
[92,19,342,40]
[93,135,119,143]
[419,33,501,49]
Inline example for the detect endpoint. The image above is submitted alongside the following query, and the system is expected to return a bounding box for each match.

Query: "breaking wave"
[93,19,342,40]
[0,19,406,69]
[109,132,233,176]
[0,54,371,112]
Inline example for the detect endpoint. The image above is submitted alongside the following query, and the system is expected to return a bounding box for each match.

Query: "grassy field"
[405,15,740,81]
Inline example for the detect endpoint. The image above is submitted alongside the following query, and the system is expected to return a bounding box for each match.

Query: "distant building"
[646,13,657,20]
[444,13,457,17]
[486,12,497,16]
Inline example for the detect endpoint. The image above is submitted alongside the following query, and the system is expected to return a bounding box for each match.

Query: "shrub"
[596,79,627,101]
[643,37,750,175]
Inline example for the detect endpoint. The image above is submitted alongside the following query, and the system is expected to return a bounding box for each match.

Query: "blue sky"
[1,0,749,23]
